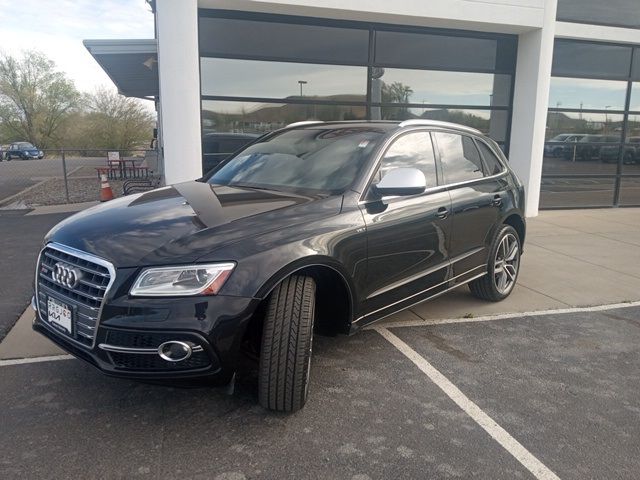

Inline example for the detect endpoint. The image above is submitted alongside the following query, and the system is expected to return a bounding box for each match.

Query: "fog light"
[158,341,192,362]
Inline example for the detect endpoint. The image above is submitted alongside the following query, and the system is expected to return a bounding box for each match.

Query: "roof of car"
[283,120,482,135]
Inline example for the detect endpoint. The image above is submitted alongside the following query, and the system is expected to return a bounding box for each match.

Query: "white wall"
[508,0,557,217]
[200,0,545,33]
[156,0,203,185]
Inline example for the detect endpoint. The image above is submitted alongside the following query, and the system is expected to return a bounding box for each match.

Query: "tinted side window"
[476,140,504,176]
[435,133,485,184]
[379,132,437,188]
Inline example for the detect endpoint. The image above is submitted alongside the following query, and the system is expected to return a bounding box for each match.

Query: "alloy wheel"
[494,233,519,295]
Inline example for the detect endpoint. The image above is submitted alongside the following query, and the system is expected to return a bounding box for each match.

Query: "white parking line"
[376,326,561,480]
[369,300,640,329]
[0,354,74,367]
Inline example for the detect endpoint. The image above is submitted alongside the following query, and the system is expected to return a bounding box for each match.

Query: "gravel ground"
[10,177,126,206]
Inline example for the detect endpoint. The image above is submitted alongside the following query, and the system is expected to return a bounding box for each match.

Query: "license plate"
[47,297,72,334]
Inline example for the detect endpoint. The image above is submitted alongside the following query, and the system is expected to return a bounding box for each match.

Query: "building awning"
[83,39,158,99]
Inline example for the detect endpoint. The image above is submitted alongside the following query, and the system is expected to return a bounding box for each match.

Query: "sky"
[0,0,154,93]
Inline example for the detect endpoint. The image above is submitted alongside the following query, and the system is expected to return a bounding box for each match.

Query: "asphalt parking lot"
[2,304,639,479]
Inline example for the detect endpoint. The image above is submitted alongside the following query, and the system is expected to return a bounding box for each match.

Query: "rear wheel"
[469,225,521,302]
[258,275,316,413]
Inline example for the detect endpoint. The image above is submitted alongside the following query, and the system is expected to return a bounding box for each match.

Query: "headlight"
[130,263,235,297]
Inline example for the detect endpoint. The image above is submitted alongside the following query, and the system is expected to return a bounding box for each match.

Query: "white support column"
[508,0,557,217]
[156,0,202,184]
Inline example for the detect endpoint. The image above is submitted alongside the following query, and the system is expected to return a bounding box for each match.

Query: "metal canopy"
[83,39,158,98]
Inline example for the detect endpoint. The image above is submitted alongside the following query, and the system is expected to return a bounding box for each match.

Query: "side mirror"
[374,168,427,197]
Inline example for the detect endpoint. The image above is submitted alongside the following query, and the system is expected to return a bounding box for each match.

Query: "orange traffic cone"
[99,174,114,202]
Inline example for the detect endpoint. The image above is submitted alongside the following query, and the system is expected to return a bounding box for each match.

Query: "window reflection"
[552,40,632,80]
[370,68,511,107]
[371,106,507,142]
[202,100,366,134]
[374,31,506,72]
[199,16,370,64]
[540,178,615,208]
[556,0,640,30]
[630,83,640,112]
[380,132,437,187]
[549,77,627,110]
[201,58,367,100]
[435,132,485,184]
[544,112,622,174]
[546,112,623,139]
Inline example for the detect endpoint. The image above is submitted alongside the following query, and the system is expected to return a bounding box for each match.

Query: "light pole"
[605,105,611,132]
[298,80,307,97]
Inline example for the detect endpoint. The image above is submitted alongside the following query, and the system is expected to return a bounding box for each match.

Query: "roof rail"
[398,119,482,135]
[285,120,326,128]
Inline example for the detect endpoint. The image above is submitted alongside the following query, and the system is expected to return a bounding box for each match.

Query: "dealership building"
[85,0,640,216]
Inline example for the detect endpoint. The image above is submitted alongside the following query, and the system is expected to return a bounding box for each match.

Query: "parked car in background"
[4,142,44,160]
[600,136,640,164]
[32,120,525,412]
[544,133,584,157]
[563,134,619,161]
[202,132,260,173]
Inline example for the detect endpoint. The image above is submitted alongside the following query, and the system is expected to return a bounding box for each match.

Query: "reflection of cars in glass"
[544,134,584,157]
[32,120,525,412]
[4,142,44,160]
[202,132,260,173]
[563,135,619,161]
[600,137,640,164]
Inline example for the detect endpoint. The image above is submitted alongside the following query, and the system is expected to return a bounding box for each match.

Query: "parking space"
[2,304,640,479]
[1,330,532,479]
[1,208,640,479]
[384,306,640,479]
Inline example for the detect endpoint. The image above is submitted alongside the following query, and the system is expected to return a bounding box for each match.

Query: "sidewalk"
[1,207,639,359]
[383,207,640,325]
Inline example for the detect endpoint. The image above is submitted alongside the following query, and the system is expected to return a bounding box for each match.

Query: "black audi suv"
[33,120,525,412]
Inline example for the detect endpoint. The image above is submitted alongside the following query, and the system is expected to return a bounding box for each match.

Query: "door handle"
[491,194,502,207]
[436,207,449,219]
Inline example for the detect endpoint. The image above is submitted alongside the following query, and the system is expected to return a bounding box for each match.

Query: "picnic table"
[96,158,149,180]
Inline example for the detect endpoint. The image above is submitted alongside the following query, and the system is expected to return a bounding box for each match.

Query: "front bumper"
[32,293,259,381]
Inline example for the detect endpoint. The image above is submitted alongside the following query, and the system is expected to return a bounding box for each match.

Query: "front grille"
[109,351,211,371]
[105,330,181,349]
[36,244,113,348]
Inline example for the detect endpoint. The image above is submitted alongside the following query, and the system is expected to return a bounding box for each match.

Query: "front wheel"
[469,225,521,302]
[259,275,316,413]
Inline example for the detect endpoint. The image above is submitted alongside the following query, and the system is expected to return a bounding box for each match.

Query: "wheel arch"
[502,211,526,248]
[254,256,356,335]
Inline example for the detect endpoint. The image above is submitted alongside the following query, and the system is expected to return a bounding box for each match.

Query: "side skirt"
[350,269,488,333]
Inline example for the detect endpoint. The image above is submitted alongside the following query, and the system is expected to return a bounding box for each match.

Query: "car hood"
[45,181,342,267]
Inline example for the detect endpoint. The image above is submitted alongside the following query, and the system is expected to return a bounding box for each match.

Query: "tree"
[381,82,414,120]
[79,88,155,151]
[0,51,80,148]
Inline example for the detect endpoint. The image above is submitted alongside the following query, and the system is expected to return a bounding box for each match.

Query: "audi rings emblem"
[53,262,83,289]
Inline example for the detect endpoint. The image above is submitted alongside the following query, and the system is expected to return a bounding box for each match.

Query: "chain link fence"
[0,148,161,208]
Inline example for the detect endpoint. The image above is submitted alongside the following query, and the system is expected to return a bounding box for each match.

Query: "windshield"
[208,127,385,194]
[18,143,35,149]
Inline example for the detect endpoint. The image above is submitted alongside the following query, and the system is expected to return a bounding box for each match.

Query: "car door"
[433,132,509,283]
[359,130,452,320]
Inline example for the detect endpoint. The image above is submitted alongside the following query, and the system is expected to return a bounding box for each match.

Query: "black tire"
[469,224,521,302]
[259,275,316,413]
